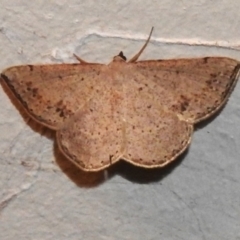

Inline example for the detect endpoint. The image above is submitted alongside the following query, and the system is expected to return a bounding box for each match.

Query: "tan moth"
[1,28,240,172]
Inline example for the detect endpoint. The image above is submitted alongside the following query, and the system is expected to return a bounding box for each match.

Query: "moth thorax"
[112,56,126,62]
[112,51,127,63]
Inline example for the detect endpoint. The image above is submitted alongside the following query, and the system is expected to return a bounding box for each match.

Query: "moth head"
[112,51,127,62]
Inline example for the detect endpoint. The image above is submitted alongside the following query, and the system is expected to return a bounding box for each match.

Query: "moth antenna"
[73,54,89,64]
[128,27,154,63]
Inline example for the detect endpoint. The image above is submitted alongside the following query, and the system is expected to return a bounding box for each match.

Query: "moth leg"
[73,53,90,64]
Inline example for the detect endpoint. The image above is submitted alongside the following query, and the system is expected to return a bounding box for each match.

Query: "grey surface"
[0,1,240,239]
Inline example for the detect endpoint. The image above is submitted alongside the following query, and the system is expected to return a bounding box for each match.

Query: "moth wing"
[56,75,126,171]
[56,63,193,171]
[120,67,193,168]
[134,57,240,124]
[1,63,104,129]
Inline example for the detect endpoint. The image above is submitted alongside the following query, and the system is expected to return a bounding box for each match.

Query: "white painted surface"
[0,1,240,239]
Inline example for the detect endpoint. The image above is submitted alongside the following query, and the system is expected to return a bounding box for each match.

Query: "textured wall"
[1,1,240,239]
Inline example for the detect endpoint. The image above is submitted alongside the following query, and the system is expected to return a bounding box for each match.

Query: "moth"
[1,28,240,172]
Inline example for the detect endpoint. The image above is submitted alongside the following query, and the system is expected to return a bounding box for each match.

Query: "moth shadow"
[110,99,233,182]
[1,78,226,186]
[107,149,189,184]
[1,81,107,187]
[54,143,189,186]
[54,143,107,188]
[194,102,229,131]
